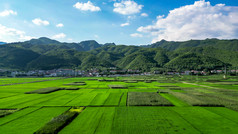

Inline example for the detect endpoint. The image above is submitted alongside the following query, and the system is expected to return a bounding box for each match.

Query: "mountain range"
[0,42,6,45]
[0,37,237,71]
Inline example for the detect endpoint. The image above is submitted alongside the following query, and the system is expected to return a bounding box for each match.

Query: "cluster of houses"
[0,68,237,77]
[9,68,142,77]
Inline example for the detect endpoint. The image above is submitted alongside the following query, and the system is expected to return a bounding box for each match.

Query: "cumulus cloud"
[0,10,17,17]
[52,33,66,39]
[113,0,143,15]
[137,0,238,43]
[130,33,143,37]
[73,1,101,12]
[141,13,148,17]
[56,23,64,28]
[32,18,49,26]
[121,22,130,27]
[0,24,34,42]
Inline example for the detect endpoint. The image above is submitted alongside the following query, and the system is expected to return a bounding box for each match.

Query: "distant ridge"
[147,38,238,51]
[0,42,6,45]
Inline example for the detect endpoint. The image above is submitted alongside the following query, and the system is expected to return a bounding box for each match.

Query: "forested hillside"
[0,37,237,71]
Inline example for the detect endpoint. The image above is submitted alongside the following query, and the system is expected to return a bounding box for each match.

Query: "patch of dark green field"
[127,92,173,106]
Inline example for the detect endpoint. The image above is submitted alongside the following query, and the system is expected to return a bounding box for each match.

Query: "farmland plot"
[66,93,97,106]
[35,107,84,134]
[0,93,18,99]
[36,91,82,106]
[0,76,238,133]
[171,107,238,133]
[159,93,190,107]
[0,107,40,126]
[89,93,110,106]
[104,92,123,106]
[60,107,115,134]
[0,107,69,134]
[25,87,64,94]
[0,109,17,117]
[0,78,57,85]
[127,92,173,106]
[0,91,69,108]
[112,107,199,134]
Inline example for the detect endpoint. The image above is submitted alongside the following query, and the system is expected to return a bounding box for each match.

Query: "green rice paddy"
[0,75,238,133]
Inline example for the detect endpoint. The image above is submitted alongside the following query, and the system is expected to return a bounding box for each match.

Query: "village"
[0,68,237,77]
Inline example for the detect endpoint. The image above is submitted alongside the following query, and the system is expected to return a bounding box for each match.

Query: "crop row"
[127,92,173,106]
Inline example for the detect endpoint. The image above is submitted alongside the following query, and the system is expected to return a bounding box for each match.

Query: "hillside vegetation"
[0,37,238,71]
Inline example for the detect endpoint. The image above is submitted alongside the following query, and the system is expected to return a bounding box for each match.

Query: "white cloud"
[0,10,17,17]
[141,13,148,17]
[52,33,66,39]
[0,24,34,42]
[137,0,238,43]
[56,23,64,28]
[32,18,49,26]
[73,1,101,12]
[113,0,143,15]
[120,22,130,27]
[130,33,143,37]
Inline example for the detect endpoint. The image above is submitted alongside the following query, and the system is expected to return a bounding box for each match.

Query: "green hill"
[1,37,238,71]
[0,45,40,70]
[149,39,238,51]
[164,53,228,71]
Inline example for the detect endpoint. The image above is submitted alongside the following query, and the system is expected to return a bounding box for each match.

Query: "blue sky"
[0,0,238,45]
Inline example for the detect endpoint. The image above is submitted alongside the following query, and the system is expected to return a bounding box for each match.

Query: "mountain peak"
[78,40,102,51]
[79,40,98,44]
[28,37,60,45]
